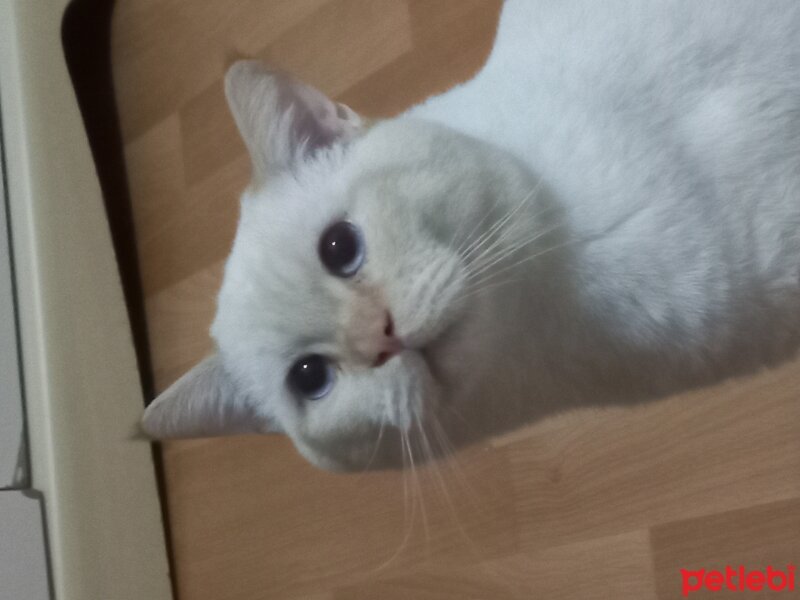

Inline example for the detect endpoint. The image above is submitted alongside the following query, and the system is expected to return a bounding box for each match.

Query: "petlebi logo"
[681,565,796,596]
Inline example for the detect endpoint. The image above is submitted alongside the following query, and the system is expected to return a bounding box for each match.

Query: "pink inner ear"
[224,61,363,175]
[286,79,361,155]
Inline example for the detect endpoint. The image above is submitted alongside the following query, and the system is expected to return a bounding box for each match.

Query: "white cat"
[142,0,800,471]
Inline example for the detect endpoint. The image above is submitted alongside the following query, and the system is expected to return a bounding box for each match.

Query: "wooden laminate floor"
[111,2,800,598]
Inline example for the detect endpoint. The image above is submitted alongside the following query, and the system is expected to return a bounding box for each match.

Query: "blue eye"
[318,221,365,277]
[287,354,334,399]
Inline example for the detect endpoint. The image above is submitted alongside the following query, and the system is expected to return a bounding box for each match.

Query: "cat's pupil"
[288,354,334,399]
[318,221,364,277]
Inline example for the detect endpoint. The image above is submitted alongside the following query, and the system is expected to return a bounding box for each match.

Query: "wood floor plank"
[137,153,247,295]
[259,0,414,100]
[112,0,226,143]
[123,114,186,245]
[339,0,501,116]
[651,498,800,599]
[179,79,246,188]
[334,530,658,600]
[146,261,223,392]
[504,357,800,552]
[162,438,517,599]
[112,0,337,142]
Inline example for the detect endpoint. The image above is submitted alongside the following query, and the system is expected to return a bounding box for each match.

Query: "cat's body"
[143,1,800,470]
[409,0,800,405]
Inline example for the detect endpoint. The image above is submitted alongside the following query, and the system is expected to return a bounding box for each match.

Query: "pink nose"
[373,313,404,367]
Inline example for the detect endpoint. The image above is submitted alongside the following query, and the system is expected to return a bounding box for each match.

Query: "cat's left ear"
[225,60,363,181]
[140,354,281,439]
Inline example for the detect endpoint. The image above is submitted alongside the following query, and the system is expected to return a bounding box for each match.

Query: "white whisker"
[459,183,541,264]
[372,431,414,574]
[429,413,482,512]
[406,428,430,558]
[453,192,506,257]
[355,417,387,477]
[454,276,526,305]
[466,219,567,284]
[415,413,480,554]
[468,236,582,295]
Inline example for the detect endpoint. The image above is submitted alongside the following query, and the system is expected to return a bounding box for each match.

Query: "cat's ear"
[224,60,363,180]
[141,354,281,439]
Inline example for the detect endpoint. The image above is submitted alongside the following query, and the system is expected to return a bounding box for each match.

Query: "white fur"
[143,1,800,471]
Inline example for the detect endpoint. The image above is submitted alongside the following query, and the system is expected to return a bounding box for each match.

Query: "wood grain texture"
[651,498,800,600]
[111,2,800,598]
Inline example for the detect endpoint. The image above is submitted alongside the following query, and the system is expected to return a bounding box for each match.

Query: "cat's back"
[411,0,800,363]
[415,0,800,244]
[494,1,800,246]
[488,1,800,89]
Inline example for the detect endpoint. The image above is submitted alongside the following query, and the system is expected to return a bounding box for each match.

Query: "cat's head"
[141,61,541,470]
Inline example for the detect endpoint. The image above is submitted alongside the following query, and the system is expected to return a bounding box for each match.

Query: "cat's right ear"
[140,354,281,439]
[224,60,363,182]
